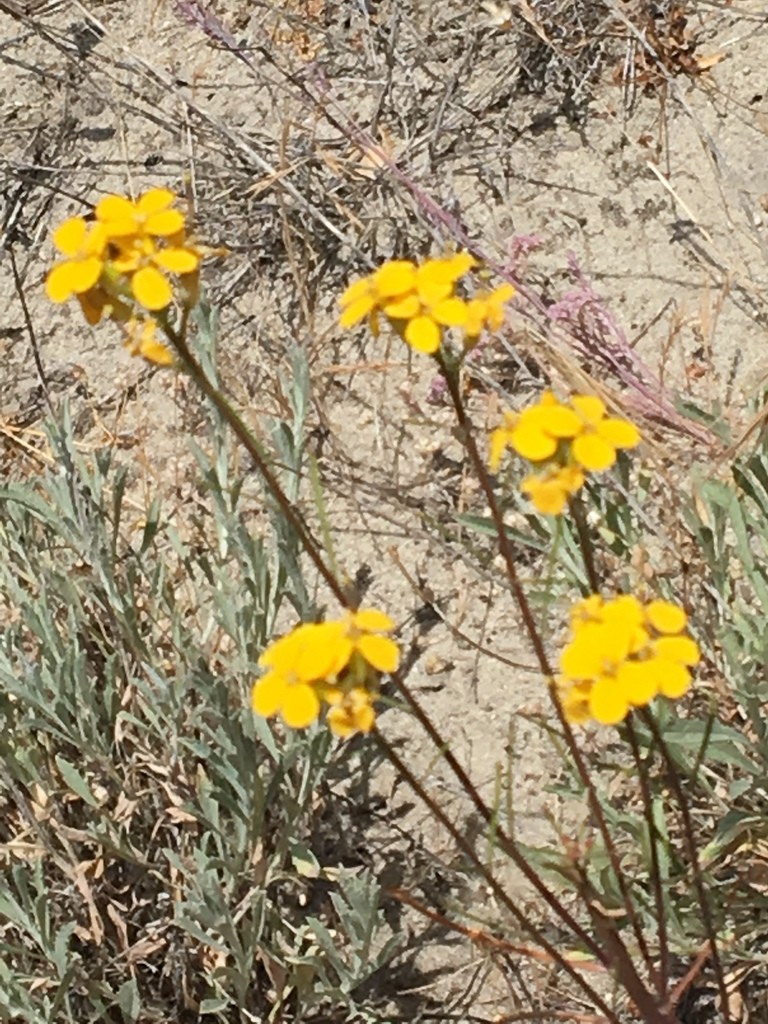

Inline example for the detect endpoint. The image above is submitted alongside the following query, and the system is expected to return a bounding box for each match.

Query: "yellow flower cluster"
[489,391,640,514]
[251,609,399,738]
[339,255,514,354]
[45,188,204,365]
[557,595,700,725]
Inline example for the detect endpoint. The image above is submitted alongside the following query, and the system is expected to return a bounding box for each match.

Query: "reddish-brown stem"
[375,730,621,1023]
[625,717,667,996]
[165,323,351,608]
[437,353,655,982]
[568,492,601,594]
[166,320,606,963]
[640,708,730,1022]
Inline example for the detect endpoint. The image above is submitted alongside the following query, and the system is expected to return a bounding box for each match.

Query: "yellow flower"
[570,395,641,471]
[45,217,108,303]
[489,392,582,470]
[123,318,174,366]
[465,283,515,338]
[108,235,200,311]
[326,687,376,738]
[95,188,186,240]
[521,464,585,515]
[251,610,397,735]
[326,608,400,676]
[339,254,475,353]
[252,622,341,729]
[558,595,699,725]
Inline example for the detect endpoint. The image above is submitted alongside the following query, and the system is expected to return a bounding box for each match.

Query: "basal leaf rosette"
[556,594,700,725]
[252,608,399,738]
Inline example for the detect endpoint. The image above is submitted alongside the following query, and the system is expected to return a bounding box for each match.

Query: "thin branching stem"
[166,320,607,962]
[641,708,730,1022]
[625,717,666,996]
[568,492,600,594]
[437,351,656,984]
[374,730,622,1024]
[165,322,352,609]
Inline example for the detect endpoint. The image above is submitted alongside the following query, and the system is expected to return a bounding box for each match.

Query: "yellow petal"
[357,633,399,673]
[353,608,394,632]
[96,195,137,224]
[137,188,175,214]
[382,294,420,319]
[617,661,658,707]
[589,676,630,724]
[140,336,174,366]
[373,260,416,298]
[431,297,468,327]
[560,629,604,679]
[646,601,687,634]
[72,257,103,294]
[340,277,371,306]
[510,422,557,461]
[52,217,88,257]
[153,247,199,273]
[339,293,376,328]
[598,417,641,450]
[132,266,173,310]
[251,672,286,717]
[521,474,568,515]
[542,406,582,438]
[656,660,692,699]
[404,316,441,353]
[488,428,511,473]
[46,262,79,302]
[653,635,700,666]
[572,433,616,471]
[281,683,321,728]
[144,210,186,236]
[571,394,606,425]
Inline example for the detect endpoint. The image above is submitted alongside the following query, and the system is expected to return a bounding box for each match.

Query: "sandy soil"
[2,0,768,1015]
